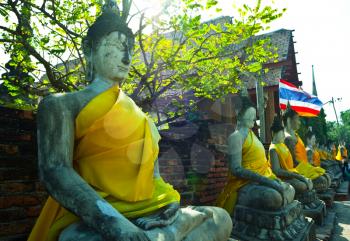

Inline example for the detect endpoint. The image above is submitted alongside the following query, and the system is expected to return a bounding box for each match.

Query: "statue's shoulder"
[38,91,82,117]
[284,133,296,146]
[228,129,246,144]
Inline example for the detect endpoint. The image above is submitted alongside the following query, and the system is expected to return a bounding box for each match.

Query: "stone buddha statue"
[269,117,325,225]
[283,106,333,206]
[336,142,348,162]
[318,142,343,188]
[305,130,321,167]
[28,2,232,241]
[216,95,313,241]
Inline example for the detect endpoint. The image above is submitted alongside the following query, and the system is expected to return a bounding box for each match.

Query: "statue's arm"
[307,149,313,165]
[284,136,298,166]
[37,96,148,240]
[269,149,300,179]
[228,133,279,189]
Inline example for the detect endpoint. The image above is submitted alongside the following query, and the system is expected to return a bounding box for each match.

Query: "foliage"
[300,108,328,145]
[327,109,350,145]
[0,0,285,125]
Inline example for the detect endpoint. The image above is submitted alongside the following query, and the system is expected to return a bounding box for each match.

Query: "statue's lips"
[118,66,129,72]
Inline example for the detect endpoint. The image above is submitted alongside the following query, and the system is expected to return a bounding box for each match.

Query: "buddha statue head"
[234,93,256,129]
[282,103,300,131]
[306,129,316,147]
[82,0,134,82]
[270,116,285,143]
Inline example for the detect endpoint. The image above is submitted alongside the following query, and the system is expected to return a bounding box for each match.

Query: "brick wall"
[0,107,47,241]
[159,120,234,206]
[0,107,232,240]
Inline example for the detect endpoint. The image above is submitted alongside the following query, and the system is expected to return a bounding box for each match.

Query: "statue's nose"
[122,51,131,65]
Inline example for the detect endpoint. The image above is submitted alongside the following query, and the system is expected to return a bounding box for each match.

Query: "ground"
[332,201,350,241]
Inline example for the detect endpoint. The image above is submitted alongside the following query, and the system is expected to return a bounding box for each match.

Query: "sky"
[133,0,350,122]
[1,0,349,122]
[263,0,350,123]
[225,0,350,122]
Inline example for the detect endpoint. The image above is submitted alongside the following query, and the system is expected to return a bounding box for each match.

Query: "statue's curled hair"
[282,103,298,125]
[270,116,284,134]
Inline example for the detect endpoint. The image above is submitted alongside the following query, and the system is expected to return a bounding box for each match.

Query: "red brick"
[34,182,46,192]
[0,144,19,155]
[25,205,42,217]
[19,111,34,120]
[0,219,35,236]
[0,182,34,193]
[0,168,38,181]
[0,195,41,209]
[0,207,26,221]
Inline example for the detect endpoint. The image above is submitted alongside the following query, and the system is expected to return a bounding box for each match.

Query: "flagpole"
[256,71,266,143]
[331,97,340,125]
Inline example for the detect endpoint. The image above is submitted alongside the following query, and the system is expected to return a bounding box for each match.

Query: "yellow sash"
[336,146,348,161]
[295,133,308,164]
[269,143,298,174]
[269,142,324,179]
[216,131,276,214]
[313,149,321,167]
[28,85,180,241]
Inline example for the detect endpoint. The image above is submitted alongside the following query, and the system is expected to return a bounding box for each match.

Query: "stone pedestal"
[321,160,343,188]
[232,201,314,241]
[317,188,335,208]
[295,189,326,225]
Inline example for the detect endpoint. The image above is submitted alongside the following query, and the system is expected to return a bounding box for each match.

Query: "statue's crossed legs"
[59,206,232,241]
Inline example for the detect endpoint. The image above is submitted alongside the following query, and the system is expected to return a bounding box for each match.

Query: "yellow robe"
[28,86,180,241]
[216,130,277,214]
[269,143,299,174]
[313,149,321,167]
[319,149,329,161]
[336,146,348,161]
[293,133,325,179]
[332,148,337,160]
[345,147,348,158]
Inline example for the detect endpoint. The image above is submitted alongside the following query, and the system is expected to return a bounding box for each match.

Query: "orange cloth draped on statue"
[319,149,329,161]
[336,146,343,161]
[269,143,299,174]
[336,146,348,161]
[344,147,348,158]
[313,149,321,167]
[28,86,180,241]
[294,133,308,164]
[332,148,337,160]
[216,130,277,215]
[293,133,325,179]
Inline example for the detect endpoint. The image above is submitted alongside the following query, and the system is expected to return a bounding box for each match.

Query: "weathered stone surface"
[321,160,343,189]
[232,200,313,241]
[295,189,326,225]
[317,189,335,208]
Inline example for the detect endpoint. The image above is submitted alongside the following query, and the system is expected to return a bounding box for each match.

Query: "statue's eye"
[122,42,128,51]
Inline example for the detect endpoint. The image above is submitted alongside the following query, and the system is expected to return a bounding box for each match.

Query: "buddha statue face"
[93,31,132,81]
[273,130,285,143]
[288,114,300,130]
[239,107,256,129]
[307,134,316,146]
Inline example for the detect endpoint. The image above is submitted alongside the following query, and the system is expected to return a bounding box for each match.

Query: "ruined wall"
[0,107,232,240]
[0,107,46,241]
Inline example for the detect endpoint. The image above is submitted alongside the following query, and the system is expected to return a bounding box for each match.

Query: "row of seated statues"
[27,1,347,240]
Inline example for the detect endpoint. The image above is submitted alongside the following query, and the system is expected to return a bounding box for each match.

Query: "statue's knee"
[59,222,102,241]
[192,206,232,239]
[210,207,232,230]
[263,188,283,209]
[293,180,308,193]
[324,173,332,186]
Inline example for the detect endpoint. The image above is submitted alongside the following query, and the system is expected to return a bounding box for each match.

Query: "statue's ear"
[286,117,290,127]
[82,38,91,59]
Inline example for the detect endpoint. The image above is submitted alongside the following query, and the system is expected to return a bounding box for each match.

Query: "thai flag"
[279,79,323,117]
